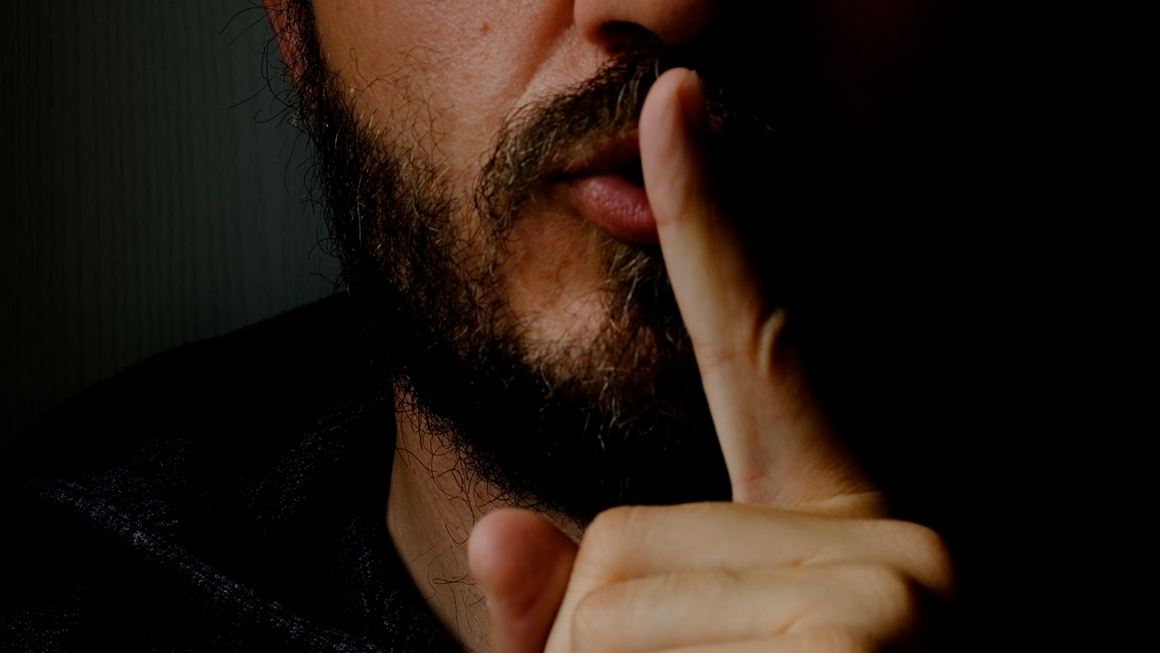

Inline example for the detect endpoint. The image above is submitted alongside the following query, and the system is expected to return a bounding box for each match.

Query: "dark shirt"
[1,295,458,652]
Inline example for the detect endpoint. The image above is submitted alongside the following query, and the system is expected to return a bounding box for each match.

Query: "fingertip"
[641,68,711,231]
[676,69,707,133]
[640,68,703,154]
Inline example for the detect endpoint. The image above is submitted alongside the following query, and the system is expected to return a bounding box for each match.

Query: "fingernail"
[678,70,708,133]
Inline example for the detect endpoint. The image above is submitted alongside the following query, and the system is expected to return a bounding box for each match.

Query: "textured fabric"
[1,295,460,653]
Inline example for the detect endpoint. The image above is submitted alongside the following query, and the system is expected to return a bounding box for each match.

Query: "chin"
[298,35,737,521]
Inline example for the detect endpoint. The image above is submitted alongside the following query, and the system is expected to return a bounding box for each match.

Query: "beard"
[283,3,793,523]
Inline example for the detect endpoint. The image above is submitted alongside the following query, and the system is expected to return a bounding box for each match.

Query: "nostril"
[596,21,658,52]
[576,0,721,50]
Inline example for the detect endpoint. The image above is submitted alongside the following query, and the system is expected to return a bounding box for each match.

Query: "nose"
[574,0,722,49]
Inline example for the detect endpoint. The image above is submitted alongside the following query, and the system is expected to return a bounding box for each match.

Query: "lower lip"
[565,174,658,245]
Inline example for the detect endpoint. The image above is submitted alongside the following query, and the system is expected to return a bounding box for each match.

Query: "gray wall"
[1,1,337,449]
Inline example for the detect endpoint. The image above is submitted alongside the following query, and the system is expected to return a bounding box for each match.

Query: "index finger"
[639,69,876,512]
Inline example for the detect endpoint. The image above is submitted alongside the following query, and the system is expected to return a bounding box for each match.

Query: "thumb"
[467,509,578,653]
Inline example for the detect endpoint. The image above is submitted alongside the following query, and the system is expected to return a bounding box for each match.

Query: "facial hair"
[285,2,789,523]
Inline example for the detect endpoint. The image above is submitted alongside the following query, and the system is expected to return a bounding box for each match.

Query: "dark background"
[0,0,336,452]
[0,0,1148,648]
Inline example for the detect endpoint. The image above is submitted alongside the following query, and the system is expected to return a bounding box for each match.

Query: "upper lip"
[557,130,643,182]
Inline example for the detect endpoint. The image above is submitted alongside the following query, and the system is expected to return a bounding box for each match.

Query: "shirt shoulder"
[0,295,457,652]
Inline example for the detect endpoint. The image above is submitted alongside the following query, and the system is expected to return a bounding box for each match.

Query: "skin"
[265,0,961,650]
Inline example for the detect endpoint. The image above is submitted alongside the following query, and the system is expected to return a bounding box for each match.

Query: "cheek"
[310,0,568,178]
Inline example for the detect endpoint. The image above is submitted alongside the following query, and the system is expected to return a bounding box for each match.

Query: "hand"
[467,69,955,653]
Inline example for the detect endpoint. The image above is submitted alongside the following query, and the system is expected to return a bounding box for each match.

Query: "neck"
[386,393,581,652]
[385,389,879,652]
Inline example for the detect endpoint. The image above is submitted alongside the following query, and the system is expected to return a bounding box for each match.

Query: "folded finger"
[652,631,878,653]
[569,504,950,594]
[567,564,920,653]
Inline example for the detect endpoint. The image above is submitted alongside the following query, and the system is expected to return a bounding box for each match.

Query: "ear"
[262,0,305,86]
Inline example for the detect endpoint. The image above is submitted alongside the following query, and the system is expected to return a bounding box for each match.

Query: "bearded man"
[3,0,977,650]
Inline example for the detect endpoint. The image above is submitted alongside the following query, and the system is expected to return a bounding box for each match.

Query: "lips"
[558,133,659,245]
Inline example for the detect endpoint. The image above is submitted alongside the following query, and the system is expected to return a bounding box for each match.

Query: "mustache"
[474,47,781,233]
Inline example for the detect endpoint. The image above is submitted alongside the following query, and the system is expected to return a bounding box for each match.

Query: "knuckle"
[581,505,634,551]
[753,306,788,379]
[571,585,630,653]
[586,504,636,535]
[842,564,923,636]
[880,521,956,596]
[574,505,644,579]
